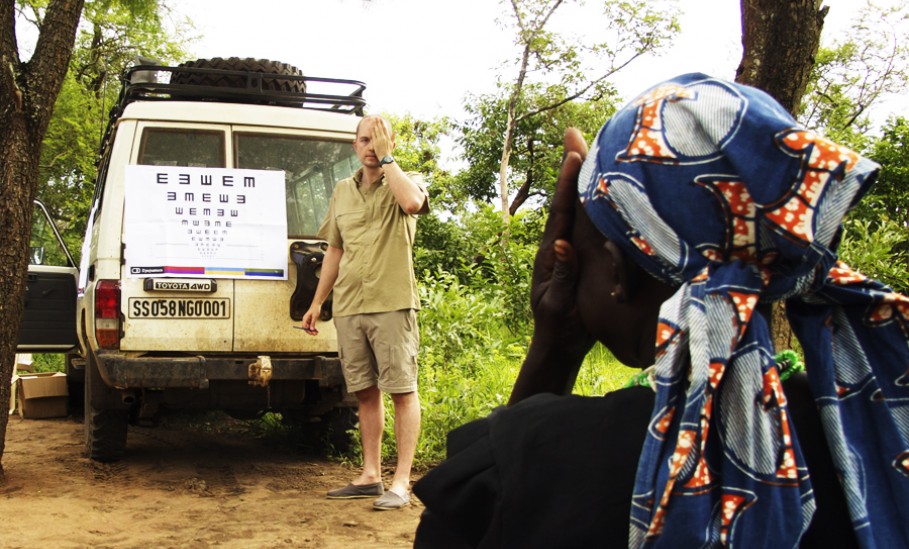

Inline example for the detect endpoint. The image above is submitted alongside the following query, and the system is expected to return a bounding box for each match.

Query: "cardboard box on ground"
[8,353,33,416]
[11,355,68,418]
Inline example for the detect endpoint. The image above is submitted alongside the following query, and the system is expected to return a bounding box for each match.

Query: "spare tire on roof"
[170,57,306,94]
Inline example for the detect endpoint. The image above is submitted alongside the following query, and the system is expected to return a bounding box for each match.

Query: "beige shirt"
[319,168,428,317]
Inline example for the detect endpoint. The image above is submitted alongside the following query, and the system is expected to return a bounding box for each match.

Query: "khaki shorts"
[334,309,420,394]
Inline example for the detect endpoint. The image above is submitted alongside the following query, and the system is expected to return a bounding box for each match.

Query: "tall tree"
[1,0,86,473]
[2,0,175,471]
[800,1,909,150]
[738,1,909,352]
[458,90,613,214]
[736,0,828,352]
[25,0,188,256]
[737,0,828,113]
[736,0,831,352]
[495,0,678,220]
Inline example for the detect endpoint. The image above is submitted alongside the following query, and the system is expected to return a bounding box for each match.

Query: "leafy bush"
[25,353,65,373]
[840,215,909,294]
[417,271,512,374]
[347,201,639,468]
[406,268,526,465]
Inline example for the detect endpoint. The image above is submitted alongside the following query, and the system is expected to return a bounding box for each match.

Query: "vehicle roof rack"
[115,64,367,116]
[96,62,368,166]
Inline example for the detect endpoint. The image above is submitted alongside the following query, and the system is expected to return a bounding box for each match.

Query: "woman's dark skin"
[509,128,677,405]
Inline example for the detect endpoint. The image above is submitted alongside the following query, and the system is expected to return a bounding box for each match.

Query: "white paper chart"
[124,165,288,280]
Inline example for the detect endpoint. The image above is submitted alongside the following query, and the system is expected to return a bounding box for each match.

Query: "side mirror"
[29,246,45,265]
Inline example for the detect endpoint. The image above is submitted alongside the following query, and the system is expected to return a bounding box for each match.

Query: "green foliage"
[418,271,510,371]
[800,1,909,146]
[469,214,541,335]
[415,202,544,334]
[417,203,545,347]
[573,343,636,396]
[465,0,677,216]
[26,354,65,373]
[413,212,467,277]
[839,216,909,295]
[384,112,452,178]
[839,116,909,293]
[19,0,192,261]
[866,116,909,226]
[457,92,614,212]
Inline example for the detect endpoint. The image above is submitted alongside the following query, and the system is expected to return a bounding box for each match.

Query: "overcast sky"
[167,0,904,124]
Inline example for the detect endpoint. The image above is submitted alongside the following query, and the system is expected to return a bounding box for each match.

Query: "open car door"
[18,200,78,353]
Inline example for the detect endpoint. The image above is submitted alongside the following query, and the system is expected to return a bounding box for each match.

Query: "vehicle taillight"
[95,280,121,349]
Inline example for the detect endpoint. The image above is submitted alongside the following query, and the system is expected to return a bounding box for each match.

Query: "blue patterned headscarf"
[578,73,909,548]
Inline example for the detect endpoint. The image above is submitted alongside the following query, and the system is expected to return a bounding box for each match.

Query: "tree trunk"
[499,109,517,222]
[736,0,828,353]
[0,0,85,474]
[499,40,531,223]
[737,0,828,114]
[508,137,535,216]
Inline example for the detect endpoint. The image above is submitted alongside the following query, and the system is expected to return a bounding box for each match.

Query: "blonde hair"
[356,114,393,137]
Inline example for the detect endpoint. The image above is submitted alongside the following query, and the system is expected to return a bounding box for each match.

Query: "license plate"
[128,298,230,319]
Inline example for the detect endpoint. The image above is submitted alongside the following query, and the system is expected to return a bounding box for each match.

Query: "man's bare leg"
[388,390,421,496]
[353,385,384,485]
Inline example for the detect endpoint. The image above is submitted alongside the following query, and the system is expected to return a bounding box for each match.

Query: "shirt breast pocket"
[336,209,365,238]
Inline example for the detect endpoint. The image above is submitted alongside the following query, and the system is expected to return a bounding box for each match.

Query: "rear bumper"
[94,351,343,389]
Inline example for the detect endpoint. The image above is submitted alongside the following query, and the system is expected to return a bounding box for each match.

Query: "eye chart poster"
[124,165,288,280]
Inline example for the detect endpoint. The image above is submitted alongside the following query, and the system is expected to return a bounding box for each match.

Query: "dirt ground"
[0,412,424,549]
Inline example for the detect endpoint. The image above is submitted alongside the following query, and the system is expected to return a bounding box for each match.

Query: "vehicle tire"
[286,406,357,454]
[320,406,357,453]
[65,352,85,417]
[170,57,306,94]
[84,353,128,462]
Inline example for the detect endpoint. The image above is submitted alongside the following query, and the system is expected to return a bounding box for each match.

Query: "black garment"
[413,375,857,548]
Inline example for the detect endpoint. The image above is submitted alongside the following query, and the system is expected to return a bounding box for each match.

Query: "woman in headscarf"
[412,73,909,548]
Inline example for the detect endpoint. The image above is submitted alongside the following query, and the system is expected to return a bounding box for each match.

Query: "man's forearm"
[383,162,428,215]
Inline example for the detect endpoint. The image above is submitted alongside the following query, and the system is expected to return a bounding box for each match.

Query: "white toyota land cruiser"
[74,58,365,461]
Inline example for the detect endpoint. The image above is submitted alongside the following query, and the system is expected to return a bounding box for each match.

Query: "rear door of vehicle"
[231,128,359,353]
[119,123,235,352]
[118,122,359,354]
[18,200,78,353]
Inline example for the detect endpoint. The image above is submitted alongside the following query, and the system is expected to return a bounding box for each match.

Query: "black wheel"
[170,57,305,93]
[84,353,128,462]
[285,406,358,454]
[320,407,358,453]
[65,352,85,417]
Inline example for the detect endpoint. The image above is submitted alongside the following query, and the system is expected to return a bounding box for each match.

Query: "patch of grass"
[573,343,638,396]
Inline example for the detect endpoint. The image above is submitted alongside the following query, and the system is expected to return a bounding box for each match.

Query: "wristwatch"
[379,155,395,166]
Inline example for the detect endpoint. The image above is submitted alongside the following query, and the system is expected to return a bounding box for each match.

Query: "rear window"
[138,129,225,167]
[135,128,358,238]
[235,133,359,237]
